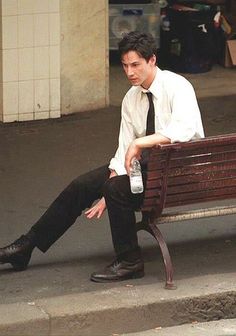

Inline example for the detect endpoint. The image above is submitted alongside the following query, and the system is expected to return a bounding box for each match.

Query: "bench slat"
[145,169,236,188]
[148,151,236,171]
[169,151,236,168]
[166,177,236,195]
[158,133,236,151]
[151,144,236,161]
[144,178,236,199]
[167,169,236,186]
[166,193,236,208]
[142,192,236,211]
[166,185,236,205]
[146,162,236,181]
[151,144,236,159]
[157,205,236,224]
[147,167,236,185]
[166,161,236,177]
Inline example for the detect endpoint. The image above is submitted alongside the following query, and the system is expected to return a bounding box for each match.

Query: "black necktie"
[140,92,155,166]
[145,92,155,135]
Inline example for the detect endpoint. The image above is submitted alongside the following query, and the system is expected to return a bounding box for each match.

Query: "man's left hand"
[125,140,141,175]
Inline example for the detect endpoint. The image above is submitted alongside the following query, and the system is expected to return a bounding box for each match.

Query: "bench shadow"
[143,235,236,280]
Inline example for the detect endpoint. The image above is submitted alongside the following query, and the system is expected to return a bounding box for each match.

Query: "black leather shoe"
[90,258,144,283]
[0,235,34,271]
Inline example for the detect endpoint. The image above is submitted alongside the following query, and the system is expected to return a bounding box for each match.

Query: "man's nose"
[126,66,134,77]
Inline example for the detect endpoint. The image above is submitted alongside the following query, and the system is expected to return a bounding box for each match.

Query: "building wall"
[60,0,109,115]
[0,0,60,123]
[0,0,109,122]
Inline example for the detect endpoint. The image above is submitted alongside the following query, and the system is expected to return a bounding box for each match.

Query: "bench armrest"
[156,133,236,151]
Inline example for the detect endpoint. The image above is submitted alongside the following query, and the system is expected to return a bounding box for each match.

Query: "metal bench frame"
[137,133,236,289]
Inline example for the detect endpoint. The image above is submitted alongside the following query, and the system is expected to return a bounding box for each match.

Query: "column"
[60,0,109,115]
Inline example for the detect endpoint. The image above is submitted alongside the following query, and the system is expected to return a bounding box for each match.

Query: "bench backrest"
[142,133,236,217]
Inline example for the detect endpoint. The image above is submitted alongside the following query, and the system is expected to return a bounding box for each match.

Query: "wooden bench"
[137,133,236,289]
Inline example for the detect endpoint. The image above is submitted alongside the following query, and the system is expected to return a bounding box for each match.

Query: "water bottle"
[129,158,144,194]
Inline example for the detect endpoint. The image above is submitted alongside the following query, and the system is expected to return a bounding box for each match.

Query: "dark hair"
[118,31,157,62]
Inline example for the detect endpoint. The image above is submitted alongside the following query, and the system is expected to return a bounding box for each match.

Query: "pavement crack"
[32,302,52,336]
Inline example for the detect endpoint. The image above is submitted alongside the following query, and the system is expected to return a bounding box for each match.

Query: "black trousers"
[30,165,144,257]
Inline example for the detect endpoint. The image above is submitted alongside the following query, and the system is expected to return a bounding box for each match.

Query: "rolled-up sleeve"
[158,80,204,143]
[109,95,136,175]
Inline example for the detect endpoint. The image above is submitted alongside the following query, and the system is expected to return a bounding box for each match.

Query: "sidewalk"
[1,271,236,335]
[0,68,236,335]
[124,319,236,336]
[110,64,236,106]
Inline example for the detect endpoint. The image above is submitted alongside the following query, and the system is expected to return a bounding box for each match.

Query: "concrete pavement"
[0,271,236,335]
[0,67,236,334]
[110,63,236,106]
[123,319,236,336]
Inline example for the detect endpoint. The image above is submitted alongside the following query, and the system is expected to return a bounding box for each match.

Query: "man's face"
[121,51,156,89]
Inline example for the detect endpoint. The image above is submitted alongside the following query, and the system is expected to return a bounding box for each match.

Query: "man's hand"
[85,197,106,219]
[125,134,171,175]
[125,140,142,175]
[84,170,117,220]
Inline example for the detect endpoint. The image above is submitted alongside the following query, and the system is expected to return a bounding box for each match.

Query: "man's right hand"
[85,197,106,219]
[84,170,117,220]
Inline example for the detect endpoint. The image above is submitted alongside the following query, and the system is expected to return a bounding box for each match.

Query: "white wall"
[0,0,109,122]
[0,0,60,123]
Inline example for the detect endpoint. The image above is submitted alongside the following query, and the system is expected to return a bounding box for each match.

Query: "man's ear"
[149,54,156,66]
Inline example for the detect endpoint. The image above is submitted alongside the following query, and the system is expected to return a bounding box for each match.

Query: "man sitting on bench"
[0,31,204,282]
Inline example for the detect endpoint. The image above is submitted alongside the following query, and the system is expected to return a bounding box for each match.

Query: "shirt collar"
[140,67,162,100]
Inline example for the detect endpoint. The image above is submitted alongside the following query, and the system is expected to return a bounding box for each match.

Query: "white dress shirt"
[109,67,205,175]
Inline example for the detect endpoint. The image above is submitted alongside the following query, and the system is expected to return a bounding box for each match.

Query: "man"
[0,32,204,282]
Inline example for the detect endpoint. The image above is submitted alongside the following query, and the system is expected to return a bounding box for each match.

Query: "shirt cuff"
[109,158,127,176]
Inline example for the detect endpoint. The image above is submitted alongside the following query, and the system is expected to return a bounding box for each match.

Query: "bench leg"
[148,222,177,290]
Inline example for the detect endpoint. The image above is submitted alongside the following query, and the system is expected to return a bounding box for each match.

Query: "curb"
[122,319,236,336]
[1,286,236,336]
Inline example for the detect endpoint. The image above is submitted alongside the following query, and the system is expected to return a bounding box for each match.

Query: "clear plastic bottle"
[129,158,144,194]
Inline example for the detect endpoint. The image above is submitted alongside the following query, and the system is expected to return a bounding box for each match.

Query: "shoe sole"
[0,254,31,271]
[10,262,28,271]
[90,270,145,283]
